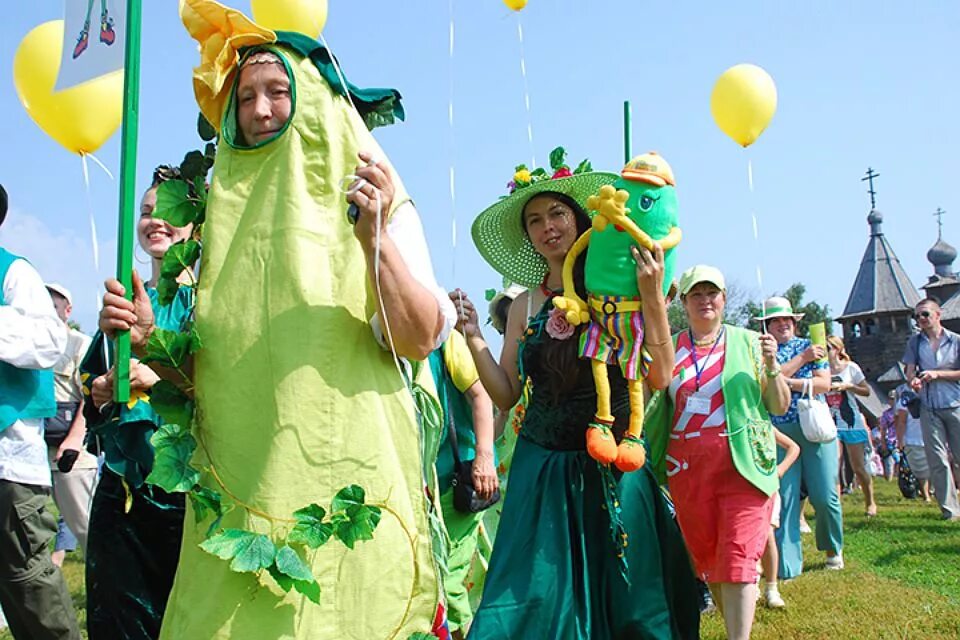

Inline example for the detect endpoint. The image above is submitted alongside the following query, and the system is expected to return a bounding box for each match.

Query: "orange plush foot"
[586,422,618,465]
[614,434,646,472]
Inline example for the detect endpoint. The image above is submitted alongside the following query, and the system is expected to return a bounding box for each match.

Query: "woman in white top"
[825,335,876,516]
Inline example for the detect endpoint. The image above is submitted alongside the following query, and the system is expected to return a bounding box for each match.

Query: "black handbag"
[439,365,500,514]
[44,402,80,447]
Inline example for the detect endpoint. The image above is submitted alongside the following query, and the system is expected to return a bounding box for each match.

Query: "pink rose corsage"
[546,307,575,340]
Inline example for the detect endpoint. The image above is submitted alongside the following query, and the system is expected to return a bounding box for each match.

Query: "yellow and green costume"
[160,2,440,638]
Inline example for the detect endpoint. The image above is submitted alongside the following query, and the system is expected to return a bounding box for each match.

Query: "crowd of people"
[1,3,958,639]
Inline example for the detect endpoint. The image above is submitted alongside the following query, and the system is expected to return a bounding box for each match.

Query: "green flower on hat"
[473,147,619,288]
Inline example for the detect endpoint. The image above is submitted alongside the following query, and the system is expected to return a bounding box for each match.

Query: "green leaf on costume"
[529,167,548,179]
[188,485,222,524]
[275,545,315,583]
[143,328,193,370]
[188,327,203,355]
[331,485,381,549]
[149,380,194,427]
[200,529,277,573]
[156,276,180,307]
[146,423,199,493]
[180,150,206,182]
[514,164,528,172]
[549,146,567,171]
[267,564,295,592]
[154,180,199,228]
[484,288,497,302]
[197,112,217,142]
[331,485,366,511]
[294,577,322,604]
[574,159,593,174]
[160,240,200,282]
[288,504,334,549]
[407,634,435,640]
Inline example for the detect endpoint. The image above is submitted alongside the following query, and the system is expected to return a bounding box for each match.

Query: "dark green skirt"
[467,436,699,640]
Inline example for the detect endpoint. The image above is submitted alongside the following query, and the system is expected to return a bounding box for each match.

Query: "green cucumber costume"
[161,3,440,638]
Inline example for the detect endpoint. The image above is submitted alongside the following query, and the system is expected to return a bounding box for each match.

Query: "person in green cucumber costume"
[144,1,457,638]
[553,152,682,472]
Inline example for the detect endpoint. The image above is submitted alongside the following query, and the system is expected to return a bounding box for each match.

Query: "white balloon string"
[516,16,536,168]
[449,0,458,286]
[80,154,111,367]
[747,157,767,324]
[323,34,410,392]
[86,152,115,181]
[318,33,360,116]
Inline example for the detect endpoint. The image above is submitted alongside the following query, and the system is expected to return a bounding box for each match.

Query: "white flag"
[56,0,126,91]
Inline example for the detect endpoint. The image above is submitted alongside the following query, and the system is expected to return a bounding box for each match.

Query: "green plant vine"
[144,114,382,607]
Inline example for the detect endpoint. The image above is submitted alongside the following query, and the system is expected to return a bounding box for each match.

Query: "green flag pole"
[114,0,143,403]
[623,100,632,164]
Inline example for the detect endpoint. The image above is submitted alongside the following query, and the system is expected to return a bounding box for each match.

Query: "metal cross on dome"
[862,167,880,210]
[934,207,947,240]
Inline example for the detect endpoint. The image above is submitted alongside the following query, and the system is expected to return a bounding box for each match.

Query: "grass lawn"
[1,479,956,639]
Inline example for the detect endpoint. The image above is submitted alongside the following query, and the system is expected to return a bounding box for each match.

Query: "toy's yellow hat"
[621,152,675,187]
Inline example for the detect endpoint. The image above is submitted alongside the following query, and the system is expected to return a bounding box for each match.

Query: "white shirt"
[369,201,455,352]
[0,258,68,486]
[896,384,924,447]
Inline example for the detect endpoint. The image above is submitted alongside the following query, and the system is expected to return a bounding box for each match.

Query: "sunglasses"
[914,311,933,320]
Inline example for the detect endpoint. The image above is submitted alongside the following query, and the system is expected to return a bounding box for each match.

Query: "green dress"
[81,286,193,640]
[467,301,699,639]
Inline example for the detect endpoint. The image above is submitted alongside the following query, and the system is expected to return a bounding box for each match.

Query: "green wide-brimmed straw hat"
[472,147,618,288]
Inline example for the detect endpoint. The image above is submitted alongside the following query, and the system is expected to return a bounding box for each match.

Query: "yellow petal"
[180,0,276,132]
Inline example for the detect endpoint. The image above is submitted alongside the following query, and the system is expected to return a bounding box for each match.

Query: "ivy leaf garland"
[139,115,383,609]
[146,423,200,492]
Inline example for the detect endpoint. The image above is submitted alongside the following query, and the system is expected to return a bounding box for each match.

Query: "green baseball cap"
[678,265,726,296]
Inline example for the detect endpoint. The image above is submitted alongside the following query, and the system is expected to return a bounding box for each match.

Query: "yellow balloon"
[710,64,777,148]
[504,0,528,10]
[251,0,328,37]
[13,21,123,156]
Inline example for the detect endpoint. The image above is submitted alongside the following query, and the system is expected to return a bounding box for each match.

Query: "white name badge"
[684,394,712,415]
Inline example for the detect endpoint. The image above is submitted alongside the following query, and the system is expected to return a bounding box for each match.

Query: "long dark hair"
[522,191,591,402]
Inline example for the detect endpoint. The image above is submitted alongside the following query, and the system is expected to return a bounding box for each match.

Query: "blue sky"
[2,1,958,343]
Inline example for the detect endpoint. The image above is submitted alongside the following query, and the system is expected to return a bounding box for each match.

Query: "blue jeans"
[54,516,77,553]
[774,421,844,578]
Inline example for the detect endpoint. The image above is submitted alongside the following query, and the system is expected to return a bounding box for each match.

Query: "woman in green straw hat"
[452,148,699,638]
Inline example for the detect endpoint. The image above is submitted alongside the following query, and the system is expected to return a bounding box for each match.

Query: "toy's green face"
[621,181,678,239]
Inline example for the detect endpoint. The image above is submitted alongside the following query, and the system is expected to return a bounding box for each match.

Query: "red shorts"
[667,426,774,584]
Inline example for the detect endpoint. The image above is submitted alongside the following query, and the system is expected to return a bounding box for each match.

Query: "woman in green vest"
[644,265,790,640]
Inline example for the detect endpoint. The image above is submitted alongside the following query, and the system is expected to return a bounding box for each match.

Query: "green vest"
[0,248,56,431]
[646,324,779,496]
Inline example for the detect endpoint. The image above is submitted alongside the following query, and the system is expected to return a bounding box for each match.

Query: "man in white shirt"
[0,184,80,639]
[44,283,96,566]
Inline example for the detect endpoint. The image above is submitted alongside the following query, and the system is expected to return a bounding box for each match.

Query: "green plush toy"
[553,152,681,472]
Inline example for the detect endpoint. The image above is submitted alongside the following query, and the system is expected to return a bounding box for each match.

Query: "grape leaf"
[180,150,206,182]
[154,180,199,227]
[331,485,366,512]
[143,328,192,370]
[200,529,276,573]
[288,504,333,549]
[156,276,180,306]
[333,504,381,550]
[188,326,203,354]
[197,112,217,142]
[267,564,294,592]
[294,578,321,604]
[146,424,199,492]
[149,380,193,427]
[160,240,200,281]
[275,545,315,582]
[189,485,222,524]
